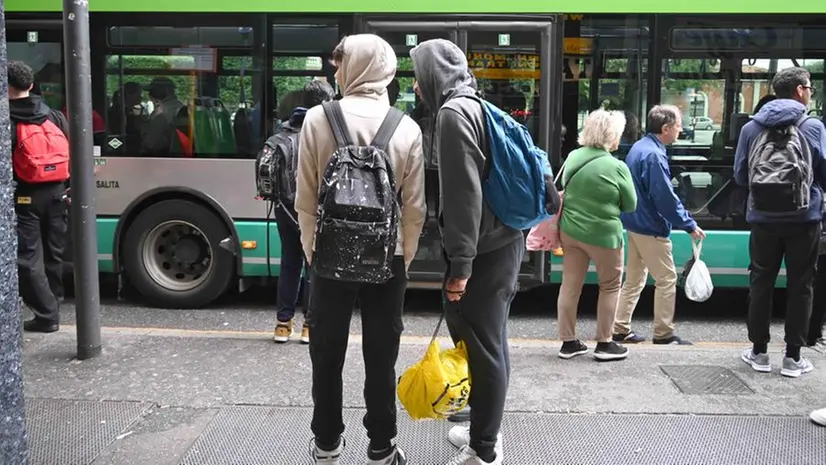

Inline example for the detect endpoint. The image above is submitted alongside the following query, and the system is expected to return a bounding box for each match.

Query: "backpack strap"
[795,114,815,128]
[370,107,405,151]
[321,101,353,148]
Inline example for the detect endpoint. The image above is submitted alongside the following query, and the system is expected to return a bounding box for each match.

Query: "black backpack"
[312,101,404,284]
[255,124,301,207]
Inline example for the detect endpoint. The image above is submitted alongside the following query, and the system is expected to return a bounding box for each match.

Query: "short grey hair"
[578,109,626,152]
[646,104,681,134]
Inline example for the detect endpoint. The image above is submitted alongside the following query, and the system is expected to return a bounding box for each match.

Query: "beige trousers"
[557,231,624,343]
[614,231,678,339]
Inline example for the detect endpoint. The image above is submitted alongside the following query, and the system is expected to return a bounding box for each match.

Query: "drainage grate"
[660,365,754,395]
[25,398,151,465]
[177,406,826,465]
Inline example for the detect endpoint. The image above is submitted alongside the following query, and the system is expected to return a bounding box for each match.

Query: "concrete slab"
[90,406,219,465]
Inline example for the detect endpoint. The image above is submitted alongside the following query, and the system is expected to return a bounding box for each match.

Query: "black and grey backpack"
[312,100,404,284]
[255,124,301,208]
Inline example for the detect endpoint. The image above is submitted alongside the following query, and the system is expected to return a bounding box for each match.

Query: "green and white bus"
[4,1,824,307]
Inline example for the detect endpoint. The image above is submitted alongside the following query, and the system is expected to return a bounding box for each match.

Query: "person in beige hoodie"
[294,34,426,465]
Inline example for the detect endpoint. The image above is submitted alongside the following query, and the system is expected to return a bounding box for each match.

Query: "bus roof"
[6,0,826,14]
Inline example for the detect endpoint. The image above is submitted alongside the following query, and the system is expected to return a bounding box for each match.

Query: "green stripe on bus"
[7,0,826,13]
[97,218,117,273]
[234,220,281,277]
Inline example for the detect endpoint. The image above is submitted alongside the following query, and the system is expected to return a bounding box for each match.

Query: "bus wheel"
[122,199,234,308]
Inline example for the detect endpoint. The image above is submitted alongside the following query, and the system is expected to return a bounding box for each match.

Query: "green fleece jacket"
[559,146,638,249]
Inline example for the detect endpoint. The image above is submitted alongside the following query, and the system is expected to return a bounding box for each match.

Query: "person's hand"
[690,226,706,240]
[445,277,469,302]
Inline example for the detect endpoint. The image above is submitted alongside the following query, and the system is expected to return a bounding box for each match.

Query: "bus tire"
[122,199,234,308]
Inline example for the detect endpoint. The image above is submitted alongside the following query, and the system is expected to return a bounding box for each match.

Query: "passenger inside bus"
[142,77,186,157]
[108,81,146,154]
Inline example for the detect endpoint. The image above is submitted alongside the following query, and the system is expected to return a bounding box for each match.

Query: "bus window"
[573,16,650,158]
[7,42,64,109]
[741,58,824,116]
[270,23,338,140]
[659,58,726,160]
[104,25,262,159]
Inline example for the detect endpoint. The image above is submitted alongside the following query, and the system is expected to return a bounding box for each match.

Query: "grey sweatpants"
[443,237,523,457]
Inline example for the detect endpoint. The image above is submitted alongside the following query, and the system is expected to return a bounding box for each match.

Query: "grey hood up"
[410,39,522,279]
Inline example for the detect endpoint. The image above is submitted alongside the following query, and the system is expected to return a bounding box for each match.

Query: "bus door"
[365,19,561,289]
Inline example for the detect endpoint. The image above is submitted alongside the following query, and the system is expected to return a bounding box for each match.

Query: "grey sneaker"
[809,338,826,354]
[780,356,814,378]
[741,348,771,373]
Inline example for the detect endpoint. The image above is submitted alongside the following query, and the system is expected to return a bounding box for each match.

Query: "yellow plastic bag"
[397,336,470,420]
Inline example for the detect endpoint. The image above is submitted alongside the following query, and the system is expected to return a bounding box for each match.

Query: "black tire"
[122,199,235,308]
[706,125,713,130]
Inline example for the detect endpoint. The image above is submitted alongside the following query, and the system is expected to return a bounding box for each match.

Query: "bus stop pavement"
[19,325,826,464]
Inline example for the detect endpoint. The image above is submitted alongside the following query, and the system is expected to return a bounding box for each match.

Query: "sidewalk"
[20,323,826,465]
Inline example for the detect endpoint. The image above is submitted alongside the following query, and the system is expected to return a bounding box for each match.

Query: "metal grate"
[177,406,826,465]
[25,398,151,465]
[660,365,755,395]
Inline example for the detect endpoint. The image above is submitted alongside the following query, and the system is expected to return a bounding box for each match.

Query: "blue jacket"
[621,134,697,237]
[733,99,826,224]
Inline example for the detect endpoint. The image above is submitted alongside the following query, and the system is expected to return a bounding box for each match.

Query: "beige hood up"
[336,34,397,100]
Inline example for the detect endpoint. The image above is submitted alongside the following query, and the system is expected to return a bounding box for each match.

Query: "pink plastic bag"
[526,191,564,251]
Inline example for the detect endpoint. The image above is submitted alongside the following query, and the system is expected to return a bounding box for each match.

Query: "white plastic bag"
[684,240,713,302]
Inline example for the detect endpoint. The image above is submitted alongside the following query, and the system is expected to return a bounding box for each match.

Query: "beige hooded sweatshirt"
[294,34,426,270]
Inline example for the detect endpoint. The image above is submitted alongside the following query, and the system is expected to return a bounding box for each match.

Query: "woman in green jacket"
[557,109,638,362]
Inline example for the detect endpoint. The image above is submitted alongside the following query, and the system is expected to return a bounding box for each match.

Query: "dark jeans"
[307,257,407,451]
[275,205,307,322]
[809,253,826,344]
[16,183,67,325]
[443,237,523,459]
[748,222,821,351]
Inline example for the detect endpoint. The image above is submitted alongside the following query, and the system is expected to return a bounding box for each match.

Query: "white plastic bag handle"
[691,239,703,259]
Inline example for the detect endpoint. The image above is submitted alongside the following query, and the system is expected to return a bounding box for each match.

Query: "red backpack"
[13,119,70,183]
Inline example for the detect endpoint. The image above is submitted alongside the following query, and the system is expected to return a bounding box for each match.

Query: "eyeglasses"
[803,86,817,97]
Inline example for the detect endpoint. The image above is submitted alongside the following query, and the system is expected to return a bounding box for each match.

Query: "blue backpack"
[470,96,556,231]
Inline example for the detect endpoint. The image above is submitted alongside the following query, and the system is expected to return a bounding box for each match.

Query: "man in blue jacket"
[734,67,826,379]
[615,104,705,346]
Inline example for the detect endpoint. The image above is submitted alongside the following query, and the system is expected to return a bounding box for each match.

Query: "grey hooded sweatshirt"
[410,39,522,279]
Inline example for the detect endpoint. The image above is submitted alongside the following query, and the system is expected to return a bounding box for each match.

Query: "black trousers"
[307,257,407,450]
[274,205,307,322]
[809,253,826,344]
[16,184,67,324]
[748,222,821,350]
[443,237,523,458]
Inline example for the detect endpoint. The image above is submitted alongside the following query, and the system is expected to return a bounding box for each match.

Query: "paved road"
[19,288,826,464]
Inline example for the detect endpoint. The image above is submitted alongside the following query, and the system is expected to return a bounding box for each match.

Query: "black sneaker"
[613,332,645,343]
[594,341,629,361]
[367,445,407,465]
[23,319,59,333]
[559,340,589,359]
[653,335,693,345]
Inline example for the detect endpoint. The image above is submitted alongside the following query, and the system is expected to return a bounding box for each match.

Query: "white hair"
[578,109,627,152]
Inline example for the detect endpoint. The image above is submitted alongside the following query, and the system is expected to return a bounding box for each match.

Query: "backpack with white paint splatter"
[312,101,404,284]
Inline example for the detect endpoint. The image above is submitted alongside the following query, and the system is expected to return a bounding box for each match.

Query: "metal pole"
[0,0,31,462]
[63,0,101,360]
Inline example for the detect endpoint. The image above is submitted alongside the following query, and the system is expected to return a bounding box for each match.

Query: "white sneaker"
[309,437,344,464]
[445,445,502,465]
[447,425,503,456]
[366,445,407,465]
[810,407,826,426]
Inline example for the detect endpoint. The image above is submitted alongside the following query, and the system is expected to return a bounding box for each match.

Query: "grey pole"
[63,0,101,360]
[0,1,30,463]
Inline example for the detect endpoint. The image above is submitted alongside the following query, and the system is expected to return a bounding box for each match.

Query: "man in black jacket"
[8,61,70,333]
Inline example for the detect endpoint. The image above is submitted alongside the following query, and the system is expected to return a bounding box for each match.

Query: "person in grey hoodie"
[734,66,826,378]
[410,39,524,465]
